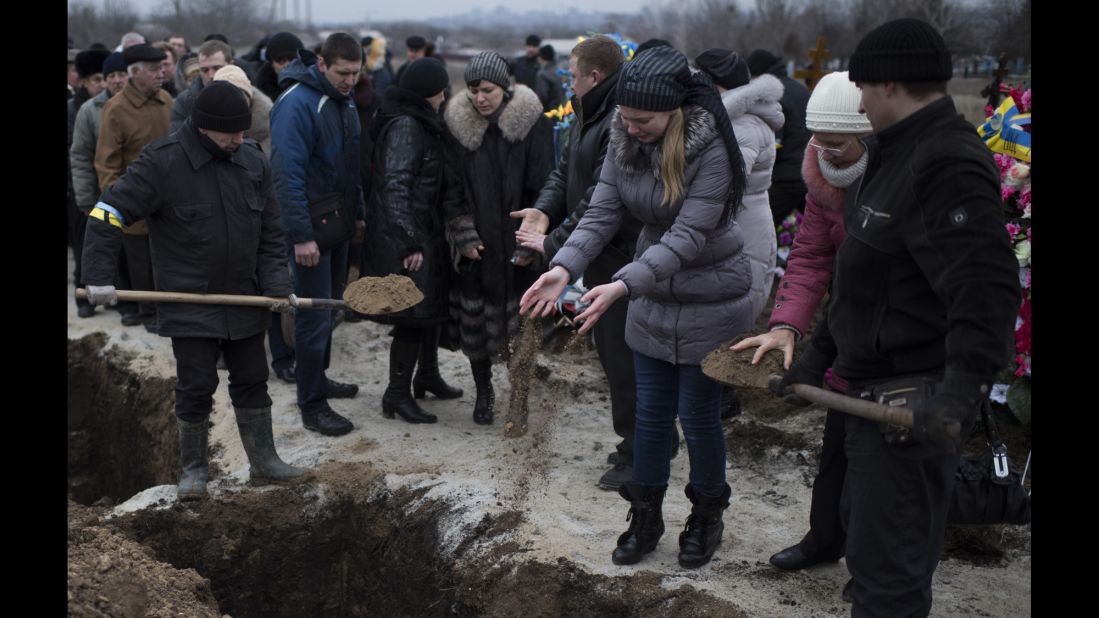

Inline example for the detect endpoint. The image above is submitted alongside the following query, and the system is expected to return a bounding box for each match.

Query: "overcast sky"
[120,0,649,23]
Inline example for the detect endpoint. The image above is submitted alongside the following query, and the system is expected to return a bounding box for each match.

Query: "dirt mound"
[68,503,221,618]
[725,419,812,463]
[343,274,424,314]
[941,524,1031,566]
[702,333,785,389]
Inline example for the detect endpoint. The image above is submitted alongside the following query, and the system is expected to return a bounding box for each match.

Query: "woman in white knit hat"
[731,71,871,597]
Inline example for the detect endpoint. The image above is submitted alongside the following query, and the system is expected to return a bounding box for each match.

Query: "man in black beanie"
[746,48,810,227]
[255,31,304,102]
[82,80,308,502]
[774,18,1020,616]
[511,33,542,90]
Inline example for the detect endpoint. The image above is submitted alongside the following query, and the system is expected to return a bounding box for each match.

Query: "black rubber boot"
[470,358,495,425]
[611,483,667,565]
[235,407,309,484]
[413,327,463,400]
[176,418,208,502]
[678,482,732,569]
[382,338,437,424]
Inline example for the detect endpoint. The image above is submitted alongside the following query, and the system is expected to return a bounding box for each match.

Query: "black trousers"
[69,201,91,309]
[171,332,271,422]
[841,413,972,617]
[768,178,809,227]
[798,408,847,560]
[586,251,637,464]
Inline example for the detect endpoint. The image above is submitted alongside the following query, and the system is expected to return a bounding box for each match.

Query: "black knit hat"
[399,57,449,98]
[75,49,110,78]
[617,46,692,112]
[406,35,427,51]
[695,48,750,91]
[102,52,126,76]
[122,43,166,65]
[538,44,555,62]
[465,51,511,89]
[525,34,541,47]
[192,81,252,132]
[849,18,952,82]
[266,32,303,62]
[746,49,781,77]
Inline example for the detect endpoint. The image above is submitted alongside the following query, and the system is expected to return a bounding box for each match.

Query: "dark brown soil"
[702,332,786,390]
[725,419,813,464]
[343,274,424,315]
[68,334,180,505]
[941,524,1030,566]
[504,316,543,437]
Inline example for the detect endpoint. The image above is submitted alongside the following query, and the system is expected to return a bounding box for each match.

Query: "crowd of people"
[68,18,1021,617]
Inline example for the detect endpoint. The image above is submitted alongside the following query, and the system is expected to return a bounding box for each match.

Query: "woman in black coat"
[442,51,556,425]
[362,58,480,424]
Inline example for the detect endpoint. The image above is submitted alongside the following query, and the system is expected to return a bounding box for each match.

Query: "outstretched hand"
[731,328,796,369]
[510,208,550,234]
[519,265,570,318]
[573,281,628,335]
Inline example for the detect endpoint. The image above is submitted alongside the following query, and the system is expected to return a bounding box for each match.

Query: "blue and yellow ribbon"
[978,97,1031,162]
[88,202,126,229]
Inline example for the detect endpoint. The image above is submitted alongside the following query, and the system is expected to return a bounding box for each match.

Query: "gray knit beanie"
[616,46,692,112]
[464,51,511,89]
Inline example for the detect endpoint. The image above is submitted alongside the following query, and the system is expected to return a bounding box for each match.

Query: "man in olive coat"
[82,82,308,502]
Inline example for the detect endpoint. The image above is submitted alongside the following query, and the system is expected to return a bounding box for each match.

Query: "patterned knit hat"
[849,18,952,82]
[616,46,692,112]
[805,72,872,133]
[464,51,511,89]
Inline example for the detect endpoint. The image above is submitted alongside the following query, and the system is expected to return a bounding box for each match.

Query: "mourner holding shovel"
[81,81,308,502]
[769,19,1021,617]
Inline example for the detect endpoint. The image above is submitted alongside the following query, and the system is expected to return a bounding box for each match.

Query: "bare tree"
[68,0,140,49]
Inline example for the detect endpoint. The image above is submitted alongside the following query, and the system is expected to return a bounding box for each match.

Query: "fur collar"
[444,84,544,151]
[721,73,784,128]
[609,104,718,177]
[800,147,847,212]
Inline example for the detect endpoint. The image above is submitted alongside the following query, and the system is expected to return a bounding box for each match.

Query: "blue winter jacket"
[270,49,364,245]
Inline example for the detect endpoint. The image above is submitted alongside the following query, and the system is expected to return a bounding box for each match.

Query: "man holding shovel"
[82,81,307,502]
[770,19,1020,616]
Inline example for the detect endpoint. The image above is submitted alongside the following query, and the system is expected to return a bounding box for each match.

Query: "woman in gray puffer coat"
[521,46,753,571]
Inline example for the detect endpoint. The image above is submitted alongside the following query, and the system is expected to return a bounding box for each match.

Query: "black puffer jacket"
[830,97,1020,393]
[361,86,466,325]
[533,66,642,279]
[82,119,292,340]
[772,73,810,184]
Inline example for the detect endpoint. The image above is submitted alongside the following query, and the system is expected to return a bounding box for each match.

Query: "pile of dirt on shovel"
[343,274,423,315]
[701,332,786,389]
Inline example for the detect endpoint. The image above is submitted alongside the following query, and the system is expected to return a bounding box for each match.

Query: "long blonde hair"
[659,108,686,207]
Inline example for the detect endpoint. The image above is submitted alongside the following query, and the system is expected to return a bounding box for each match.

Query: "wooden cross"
[793,37,831,90]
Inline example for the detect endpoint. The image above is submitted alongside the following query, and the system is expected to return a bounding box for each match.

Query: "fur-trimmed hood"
[609,104,719,178]
[721,73,784,130]
[444,84,544,151]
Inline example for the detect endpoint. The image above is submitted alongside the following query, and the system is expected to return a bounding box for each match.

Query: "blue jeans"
[290,241,348,412]
[632,352,726,497]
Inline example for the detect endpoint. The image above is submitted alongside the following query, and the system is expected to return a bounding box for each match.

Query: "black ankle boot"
[382,338,437,424]
[678,482,732,568]
[413,327,463,399]
[470,358,495,425]
[612,483,666,565]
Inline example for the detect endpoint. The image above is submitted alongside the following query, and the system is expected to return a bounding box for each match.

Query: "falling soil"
[702,332,786,390]
[504,317,543,437]
[941,524,1030,566]
[343,274,424,315]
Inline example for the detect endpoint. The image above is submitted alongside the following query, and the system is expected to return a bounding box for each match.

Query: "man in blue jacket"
[270,32,365,437]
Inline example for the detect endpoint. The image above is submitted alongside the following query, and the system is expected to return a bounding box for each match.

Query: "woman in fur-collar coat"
[442,51,555,425]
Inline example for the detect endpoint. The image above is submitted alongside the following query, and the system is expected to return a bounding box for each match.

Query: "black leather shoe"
[598,462,632,491]
[301,405,354,436]
[769,544,836,571]
[325,378,359,399]
[607,451,620,465]
[77,304,96,318]
[273,366,295,383]
[120,313,142,326]
[842,577,854,603]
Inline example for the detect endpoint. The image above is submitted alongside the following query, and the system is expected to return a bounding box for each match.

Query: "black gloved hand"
[770,342,832,407]
[910,372,985,454]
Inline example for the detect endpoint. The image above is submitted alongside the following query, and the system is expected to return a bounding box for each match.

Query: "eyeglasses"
[808,137,852,156]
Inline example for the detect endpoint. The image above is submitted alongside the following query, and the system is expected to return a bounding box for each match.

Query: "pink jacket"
[768,148,849,335]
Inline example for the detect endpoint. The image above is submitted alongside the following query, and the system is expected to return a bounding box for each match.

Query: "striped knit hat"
[617,46,692,112]
[464,51,511,89]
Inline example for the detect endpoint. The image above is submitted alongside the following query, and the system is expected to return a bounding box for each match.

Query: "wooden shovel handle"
[790,383,915,428]
[76,288,347,311]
